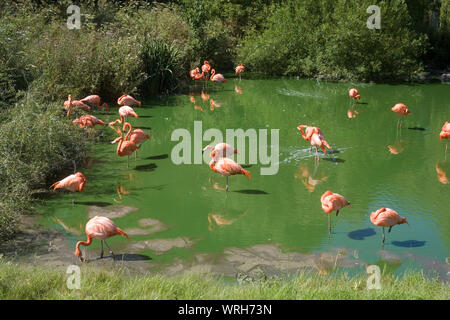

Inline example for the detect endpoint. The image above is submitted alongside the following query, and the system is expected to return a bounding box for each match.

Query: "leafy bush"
[0,99,91,239]
[238,0,429,81]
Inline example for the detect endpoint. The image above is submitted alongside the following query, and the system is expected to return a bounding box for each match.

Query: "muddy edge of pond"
[3,214,448,281]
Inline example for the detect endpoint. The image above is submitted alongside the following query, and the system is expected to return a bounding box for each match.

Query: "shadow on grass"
[233,189,269,195]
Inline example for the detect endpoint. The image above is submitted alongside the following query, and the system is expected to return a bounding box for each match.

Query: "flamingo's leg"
[382,227,385,244]
[388,226,392,233]
[226,176,229,192]
[336,210,339,217]
[100,240,104,259]
[104,240,115,258]
[445,141,448,161]
[328,214,331,235]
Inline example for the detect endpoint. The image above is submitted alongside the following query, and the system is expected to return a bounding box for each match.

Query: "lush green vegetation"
[0,258,448,299]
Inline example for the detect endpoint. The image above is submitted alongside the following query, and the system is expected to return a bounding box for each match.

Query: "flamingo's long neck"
[117,137,123,155]
[210,70,215,81]
[125,123,133,141]
[76,235,92,251]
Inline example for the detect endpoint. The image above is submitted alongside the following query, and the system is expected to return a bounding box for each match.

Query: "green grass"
[0,259,448,299]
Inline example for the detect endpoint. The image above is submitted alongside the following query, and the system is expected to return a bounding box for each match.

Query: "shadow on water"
[407,127,426,131]
[74,201,112,207]
[241,164,252,169]
[138,115,152,118]
[355,102,368,105]
[348,228,376,240]
[135,126,152,130]
[134,163,158,171]
[392,240,426,248]
[92,253,152,262]
[233,189,269,195]
[146,154,168,160]
[323,157,346,163]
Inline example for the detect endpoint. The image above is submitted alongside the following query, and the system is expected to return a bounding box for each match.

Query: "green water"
[40,78,450,277]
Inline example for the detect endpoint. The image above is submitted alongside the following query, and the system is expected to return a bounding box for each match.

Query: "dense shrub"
[0,99,92,239]
[238,0,429,81]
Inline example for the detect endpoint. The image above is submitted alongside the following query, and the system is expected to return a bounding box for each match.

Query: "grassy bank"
[0,259,448,299]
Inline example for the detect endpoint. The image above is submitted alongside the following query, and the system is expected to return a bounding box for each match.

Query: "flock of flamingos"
[50,61,450,263]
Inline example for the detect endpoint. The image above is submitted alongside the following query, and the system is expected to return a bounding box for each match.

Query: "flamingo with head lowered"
[75,216,129,262]
[73,115,106,128]
[80,95,109,111]
[63,95,90,117]
[50,172,86,205]
[117,94,141,108]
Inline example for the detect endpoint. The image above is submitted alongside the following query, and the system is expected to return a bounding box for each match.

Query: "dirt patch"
[131,237,194,254]
[161,244,366,277]
[88,205,138,219]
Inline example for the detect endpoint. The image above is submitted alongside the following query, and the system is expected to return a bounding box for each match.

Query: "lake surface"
[39,78,450,279]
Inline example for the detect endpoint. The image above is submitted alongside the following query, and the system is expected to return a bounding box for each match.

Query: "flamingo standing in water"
[320,190,351,234]
[109,106,139,127]
[370,207,408,244]
[80,95,109,111]
[440,121,450,159]
[202,61,211,79]
[50,172,86,205]
[235,64,245,80]
[112,126,139,167]
[203,143,238,160]
[121,122,150,159]
[63,95,90,117]
[210,69,227,85]
[75,216,129,262]
[297,125,331,161]
[73,115,106,128]
[391,103,410,129]
[349,88,361,101]
[117,94,141,107]
[207,149,250,192]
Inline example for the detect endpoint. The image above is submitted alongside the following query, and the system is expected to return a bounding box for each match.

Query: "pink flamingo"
[80,95,109,111]
[370,207,408,244]
[202,61,211,79]
[210,69,227,83]
[63,95,90,117]
[440,121,450,159]
[122,122,150,159]
[75,216,129,262]
[203,143,238,160]
[50,172,86,205]
[73,115,106,128]
[109,106,139,127]
[112,126,139,167]
[391,103,410,129]
[349,88,361,100]
[321,190,351,234]
[190,67,201,80]
[117,94,141,108]
[297,125,331,161]
[235,64,245,80]
[207,150,250,192]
